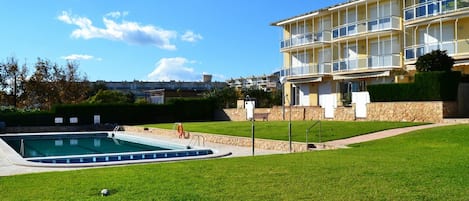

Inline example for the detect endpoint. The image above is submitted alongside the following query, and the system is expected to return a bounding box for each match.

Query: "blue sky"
[0,0,343,81]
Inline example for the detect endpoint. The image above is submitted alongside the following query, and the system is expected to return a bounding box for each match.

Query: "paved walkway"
[324,123,455,148]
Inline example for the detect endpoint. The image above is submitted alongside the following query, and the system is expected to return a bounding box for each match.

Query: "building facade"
[272,0,469,109]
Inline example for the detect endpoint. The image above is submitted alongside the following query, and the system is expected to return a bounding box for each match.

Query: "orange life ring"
[177,124,184,138]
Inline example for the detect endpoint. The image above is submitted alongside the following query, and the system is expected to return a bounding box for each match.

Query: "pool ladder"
[188,134,205,147]
[113,125,122,132]
[20,139,25,157]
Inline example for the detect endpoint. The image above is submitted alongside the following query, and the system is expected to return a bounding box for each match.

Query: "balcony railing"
[404,41,456,60]
[332,16,401,39]
[332,54,400,72]
[332,58,359,71]
[280,63,332,78]
[281,31,332,49]
[367,54,401,68]
[404,0,469,21]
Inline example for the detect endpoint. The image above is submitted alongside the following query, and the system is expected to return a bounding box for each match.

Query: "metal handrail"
[306,120,322,149]
[20,139,25,157]
[113,125,121,132]
[188,134,205,147]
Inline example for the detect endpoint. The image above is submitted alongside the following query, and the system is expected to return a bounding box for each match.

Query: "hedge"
[368,71,461,102]
[52,103,174,125]
[0,111,55,127]
[167,98,216,122]
[0,98,216,127]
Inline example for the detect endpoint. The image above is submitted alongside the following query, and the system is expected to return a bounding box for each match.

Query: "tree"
[87,81,108,98]
[204,87,240,108]
[415,49,454,72]
[58,61,89,104]
[22,58,89,110]
[242,88,280,108]
[23,58,54,109]
[87,90,134,104]
[0,57,28,107]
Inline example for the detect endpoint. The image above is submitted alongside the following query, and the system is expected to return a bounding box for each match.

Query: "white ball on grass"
[101,189,109,196]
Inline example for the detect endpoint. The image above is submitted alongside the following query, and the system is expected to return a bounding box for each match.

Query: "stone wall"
[367,101,457,123]
[122,126,333,152]
[218,106,324,121]
[217,101,458,123]
[334,106,355,121]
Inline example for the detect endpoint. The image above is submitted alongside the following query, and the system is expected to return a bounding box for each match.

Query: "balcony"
[280,31,331,49]
[333,54,400,72]
[332,16,401,40]
[333,58,359,72]
[405,41,456,60]
[404,0,469,21]
[367,54,401,68]
[280,63,332,78]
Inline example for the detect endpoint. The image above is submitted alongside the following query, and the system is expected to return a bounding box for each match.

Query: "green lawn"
[1,124,468,200]
[143,121,426,142]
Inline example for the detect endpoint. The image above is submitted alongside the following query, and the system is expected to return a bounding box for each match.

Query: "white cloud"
[105,11,128,19]
[61,54,100,61]
[181,31,203,42]
[58,11,177,50]
[147,57,203,81]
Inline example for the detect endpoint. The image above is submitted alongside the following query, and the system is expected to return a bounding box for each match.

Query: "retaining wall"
[217,101,458,123]
[122,126,333,152]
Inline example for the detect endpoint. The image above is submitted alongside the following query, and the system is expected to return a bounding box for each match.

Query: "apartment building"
[403,0,469,73]
[271,0,469,109]
[226,73,280,92]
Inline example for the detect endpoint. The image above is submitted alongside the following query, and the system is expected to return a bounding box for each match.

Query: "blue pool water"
[0,132,216,166]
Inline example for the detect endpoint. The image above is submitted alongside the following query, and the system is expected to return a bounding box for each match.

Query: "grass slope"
[1,124,468,200]
[144,121,425,142]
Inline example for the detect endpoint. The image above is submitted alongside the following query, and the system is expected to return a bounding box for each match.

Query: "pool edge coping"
[0,131,232,168]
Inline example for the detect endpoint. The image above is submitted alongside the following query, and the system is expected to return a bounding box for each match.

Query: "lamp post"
[286,94,292,153]
[280,76,291,152]
[288,97,292,153]
[280,77,286,121]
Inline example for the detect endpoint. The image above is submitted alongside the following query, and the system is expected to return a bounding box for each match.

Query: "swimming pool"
[0,131,230,167]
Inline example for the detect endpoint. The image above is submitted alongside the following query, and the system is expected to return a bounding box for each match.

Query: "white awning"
[288,76,323,83]
[454,59,469,67]
[333,71,390,80]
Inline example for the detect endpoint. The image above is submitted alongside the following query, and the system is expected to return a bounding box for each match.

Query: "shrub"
[368,71,461,101]
[415,50,454,72]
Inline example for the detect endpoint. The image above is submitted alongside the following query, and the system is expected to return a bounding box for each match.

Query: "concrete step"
[443,118,469,124]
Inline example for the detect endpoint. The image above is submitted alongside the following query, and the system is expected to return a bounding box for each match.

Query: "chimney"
[203,74,212,83]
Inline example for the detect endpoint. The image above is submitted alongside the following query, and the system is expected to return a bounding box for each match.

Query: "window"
[405,9,414,20]
[427,2,440,15]
[340,81,366,106]
[369,37,399,67]
[416,4,427,17]
[342,44,358,70]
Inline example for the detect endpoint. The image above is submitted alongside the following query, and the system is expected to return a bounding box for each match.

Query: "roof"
[270,0,363,26]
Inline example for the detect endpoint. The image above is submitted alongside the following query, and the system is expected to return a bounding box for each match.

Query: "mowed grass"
[143,121,426,142]
[1,124,469,200]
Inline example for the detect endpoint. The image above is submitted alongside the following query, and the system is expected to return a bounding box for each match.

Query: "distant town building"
[94,74,226,104]
[226,73,280,91]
